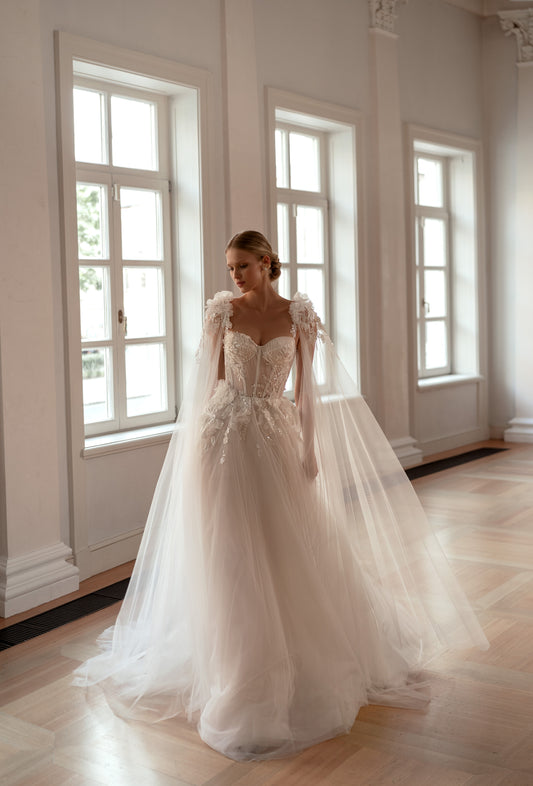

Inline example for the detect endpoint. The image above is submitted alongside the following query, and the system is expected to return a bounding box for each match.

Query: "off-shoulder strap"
[289,292,321,343]
[204,290,234,335]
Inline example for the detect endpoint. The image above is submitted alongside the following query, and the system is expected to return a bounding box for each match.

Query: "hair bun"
[269,252,281,281]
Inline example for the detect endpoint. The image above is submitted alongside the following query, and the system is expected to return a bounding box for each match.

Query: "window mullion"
[289,202,297,298]
[418,216,427,377]
[111,178,127,428]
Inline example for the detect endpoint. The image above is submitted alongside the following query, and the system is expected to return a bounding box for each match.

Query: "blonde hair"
[225,230,281,281]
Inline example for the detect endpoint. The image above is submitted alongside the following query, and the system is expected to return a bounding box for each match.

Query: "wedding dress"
[74,292,488,761]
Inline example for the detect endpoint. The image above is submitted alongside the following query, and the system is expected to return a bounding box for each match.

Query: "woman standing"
[74,230,488,760]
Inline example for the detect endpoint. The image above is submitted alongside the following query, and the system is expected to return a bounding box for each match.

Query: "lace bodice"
[224,331,296,399]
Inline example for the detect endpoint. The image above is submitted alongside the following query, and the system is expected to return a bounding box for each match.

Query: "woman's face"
[226,248,269,293]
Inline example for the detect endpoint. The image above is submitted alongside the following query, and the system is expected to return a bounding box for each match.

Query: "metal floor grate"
[0,579,129,650]
[406,447,507,480]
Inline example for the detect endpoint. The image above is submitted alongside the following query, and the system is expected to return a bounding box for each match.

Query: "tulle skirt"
[74,382,450,761]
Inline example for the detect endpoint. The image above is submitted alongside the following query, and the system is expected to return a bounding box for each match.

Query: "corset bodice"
[224,330,296,399]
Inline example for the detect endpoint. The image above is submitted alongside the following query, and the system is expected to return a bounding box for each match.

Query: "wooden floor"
[2,441,533,785]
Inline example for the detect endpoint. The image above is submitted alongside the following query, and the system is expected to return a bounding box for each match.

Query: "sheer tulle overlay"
[73,292,488,761]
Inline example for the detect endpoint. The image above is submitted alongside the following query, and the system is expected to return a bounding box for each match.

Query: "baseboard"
[0,542,79,618]
[416,427,490,459]
[504,418,533,443]
[390,436,424,468]
[75,527,144,581]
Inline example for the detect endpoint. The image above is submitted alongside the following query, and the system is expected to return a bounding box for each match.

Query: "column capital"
[369,0,408,34]
[499,9,533,64]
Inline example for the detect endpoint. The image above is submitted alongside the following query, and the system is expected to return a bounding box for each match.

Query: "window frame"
[414,152,452,378]
[266,89,362,391]
[405,125,485,390]
[274,122,330,331]
[73,77,176,436]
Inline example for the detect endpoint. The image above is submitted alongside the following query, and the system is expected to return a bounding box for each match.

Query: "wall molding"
[0,542,79,617]
[390,436,423,468]
[74,527,144,580]
[369,0,408,34]
[499,9,533,63]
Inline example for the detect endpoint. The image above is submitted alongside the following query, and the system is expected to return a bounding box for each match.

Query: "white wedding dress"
[74,292,488,761]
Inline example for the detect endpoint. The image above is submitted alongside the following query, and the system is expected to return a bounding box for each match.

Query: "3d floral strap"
[204,290,234,336]
[290,292,321,343]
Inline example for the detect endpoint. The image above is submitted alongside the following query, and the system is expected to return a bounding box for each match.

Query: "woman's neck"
[240,284,279,312]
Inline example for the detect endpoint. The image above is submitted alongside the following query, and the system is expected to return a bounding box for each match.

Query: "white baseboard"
[75,527,143,581]
[416,427,490,459]
[0,542,79,618]
[390,436,424,468]
[504,418,533,443]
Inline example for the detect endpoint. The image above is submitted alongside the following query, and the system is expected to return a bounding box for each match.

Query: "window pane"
[425,320,448,370]
[278,265,291,300]
[111,95,157,170]
[74,88,106,165]
[79,266,111,341]
[277,203,289,264]
[417,322,423,372]
[123,267,165,338]
[77,183,108,260]
[297,268,325,324]
[416,157,443,207]
[82,347,113,423]
[126,343,167,417]
[289,133,320,192]
[120,188,162,260]
[275,129,288,188]
[296,206,324,265]
[424,269,447,319]
[423,218,446,268]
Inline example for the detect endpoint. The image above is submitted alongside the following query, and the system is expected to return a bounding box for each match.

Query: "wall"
[0,0,525,615]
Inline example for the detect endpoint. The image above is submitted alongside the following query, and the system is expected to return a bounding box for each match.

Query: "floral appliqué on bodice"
[200,293,320,463]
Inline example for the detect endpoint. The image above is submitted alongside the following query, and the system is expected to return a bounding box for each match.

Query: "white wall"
[399,0,483,137]
[0,0,527,615]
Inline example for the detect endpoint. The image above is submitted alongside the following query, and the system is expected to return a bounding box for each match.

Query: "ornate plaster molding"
[499,9,533,63]
[369,0,408,34]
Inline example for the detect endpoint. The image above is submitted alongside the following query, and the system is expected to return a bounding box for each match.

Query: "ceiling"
[445,0,533,15]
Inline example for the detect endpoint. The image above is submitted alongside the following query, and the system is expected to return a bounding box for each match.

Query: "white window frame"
[414,153,452,378]
[405,125,486,389]
[266,89,362,388]
[57,33,214,449]
[275,122,330,330]
[74,78,175,435]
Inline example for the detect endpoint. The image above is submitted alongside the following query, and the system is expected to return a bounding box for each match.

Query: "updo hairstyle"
[225,230,282,281]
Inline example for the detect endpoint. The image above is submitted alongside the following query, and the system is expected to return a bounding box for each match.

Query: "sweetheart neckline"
[226,330,295,349]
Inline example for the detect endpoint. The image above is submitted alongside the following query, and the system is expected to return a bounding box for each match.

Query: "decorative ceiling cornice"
[499,9,533,62]
[369,0,408,34]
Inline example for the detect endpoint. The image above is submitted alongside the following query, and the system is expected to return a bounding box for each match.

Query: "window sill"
[83,423,176,459]
[417,373,483,392]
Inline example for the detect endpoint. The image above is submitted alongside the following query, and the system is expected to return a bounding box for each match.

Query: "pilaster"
[223,0,265,234]
[367,1,422,467]
[499,12,533,443]
[0,0,79,615]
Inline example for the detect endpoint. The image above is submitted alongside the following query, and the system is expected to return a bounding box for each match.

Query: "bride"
[74,230,488,761]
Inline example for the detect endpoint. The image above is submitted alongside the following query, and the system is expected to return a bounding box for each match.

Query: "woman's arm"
[217,345,225,381]
[295,335,318,480]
